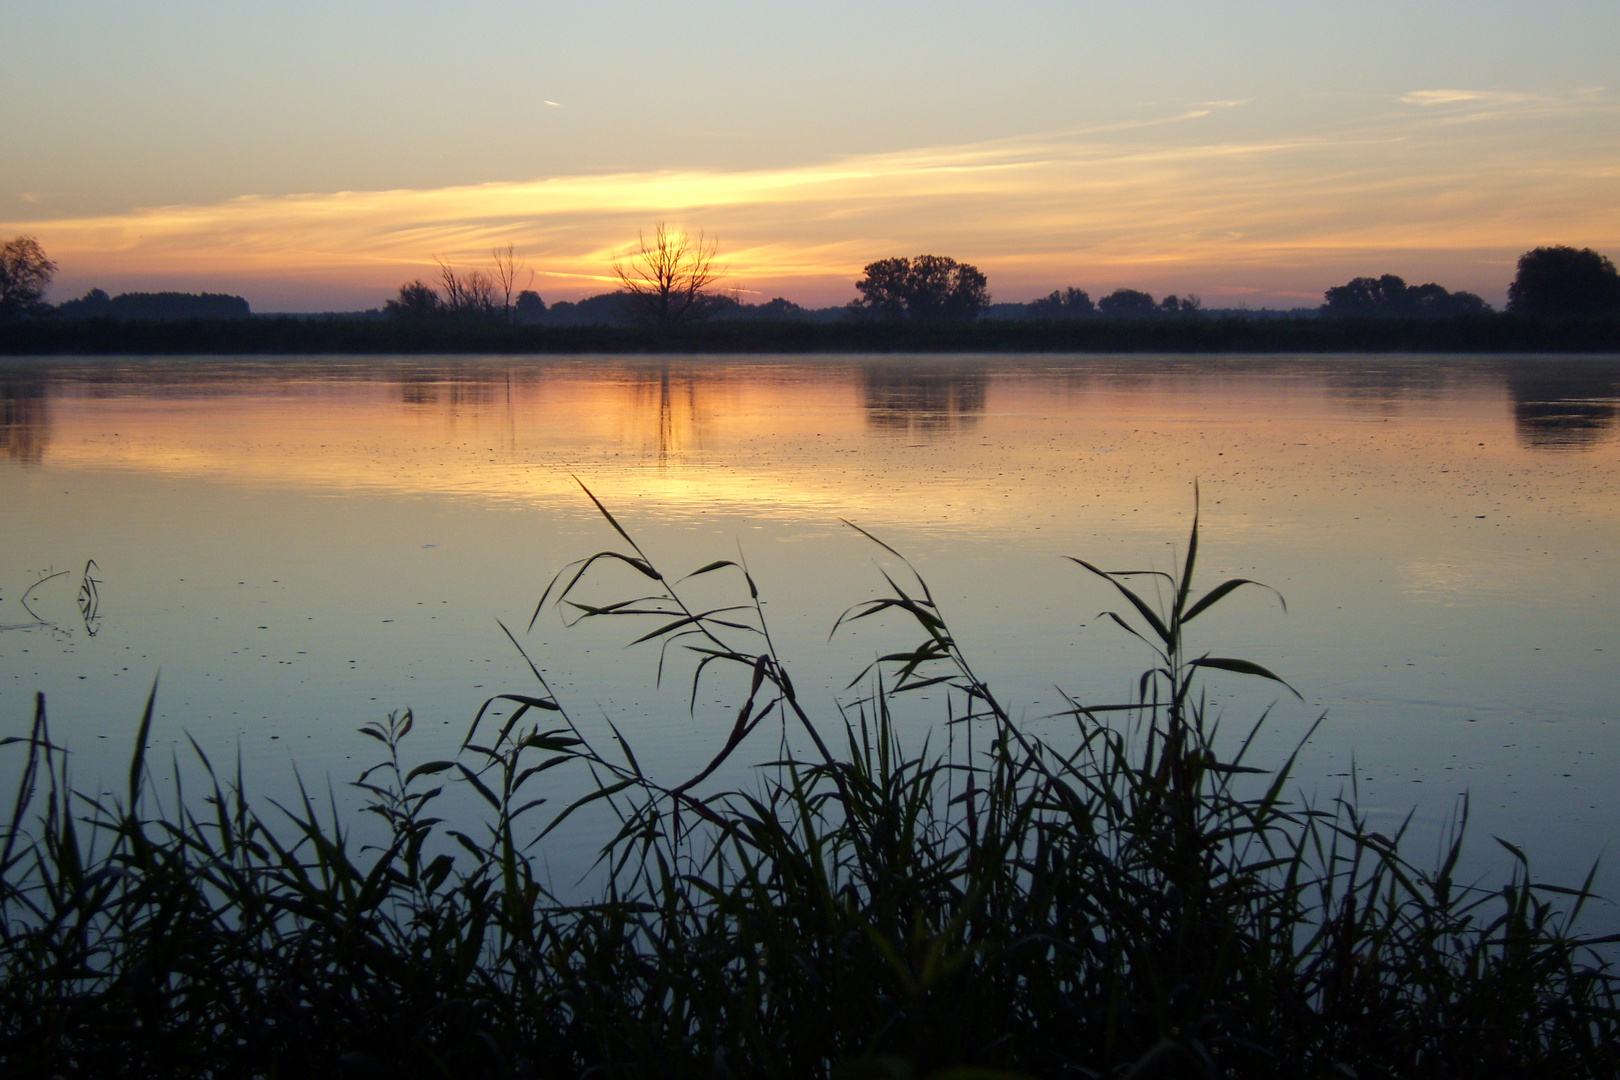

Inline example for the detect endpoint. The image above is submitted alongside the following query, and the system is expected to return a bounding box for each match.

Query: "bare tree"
[434,256,499,318]
[613,222,724,330]
[0,235,58,318]
[490,244,531,324]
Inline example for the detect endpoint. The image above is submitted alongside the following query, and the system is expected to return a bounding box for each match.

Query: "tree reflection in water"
[860,362,987,437]
[1506,360,1620,451]
[1,371,48,464]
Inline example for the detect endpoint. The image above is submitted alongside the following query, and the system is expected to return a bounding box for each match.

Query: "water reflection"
[1,372,48,463]
[0,560,102,638]
[397,371,499,409]
[5,355,1620,474]
[860,362,987,436]
[1319,361,1453,417]
[4,352,1620,919]
[1505,361,1620,451]
[625,363,705,465]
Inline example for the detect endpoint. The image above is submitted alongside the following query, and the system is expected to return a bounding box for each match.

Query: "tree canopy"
[1507,247,1620,317]
[0,236,57,318]
[385,248,533,322]
[1027,287,1094,319]
[1096,288,1157,317]
[1321,274,1490,318]
[384,280,445,320]
[853,255,989,322]
[56,290,250,320]
[514,290,547,325]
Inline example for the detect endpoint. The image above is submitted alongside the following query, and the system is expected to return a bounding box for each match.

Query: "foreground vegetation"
[3,499,1617,1078]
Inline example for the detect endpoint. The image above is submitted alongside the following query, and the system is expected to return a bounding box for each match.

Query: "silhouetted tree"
[55,288,112,318]
[1507,246,1620,317]
[1097,288,1157,316]
[386,247,522,322]
[1322,274,1490,317]
[1159,293,1202,314]
[52,288,248,320]
[1407,282,1488,314]
[852,255,990,322]
[1027,287,1094,319]
[711,296,809,322]
[905,255,989,321]
[1323,274,1404,313]
[385,280,444,320]
[0,236,57,318]
[435,257,500,318]
[490,244,531,323]
[851,258,912,320]
[514,290,546,324]
[614,222,725,330]
[747,297,806,319]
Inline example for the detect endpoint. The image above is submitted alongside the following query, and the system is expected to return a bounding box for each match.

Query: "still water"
[2,354,1618,914]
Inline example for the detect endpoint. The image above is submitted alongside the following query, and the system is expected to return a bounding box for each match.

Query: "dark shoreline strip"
[3,314,1620,355]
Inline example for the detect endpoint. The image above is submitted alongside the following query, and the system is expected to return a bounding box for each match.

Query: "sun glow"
[6,92,1618,309]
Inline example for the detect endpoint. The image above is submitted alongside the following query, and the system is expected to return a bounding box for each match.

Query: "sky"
[2,1,1618,311]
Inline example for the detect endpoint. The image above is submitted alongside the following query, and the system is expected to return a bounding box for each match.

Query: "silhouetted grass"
[3,311,1619,354]
[2,494,1616,1079]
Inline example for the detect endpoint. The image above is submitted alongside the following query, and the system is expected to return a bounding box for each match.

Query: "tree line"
[385,245,540,324]
[381,235,1620,328]
[1,238,253,321]
[4,228,1619,329]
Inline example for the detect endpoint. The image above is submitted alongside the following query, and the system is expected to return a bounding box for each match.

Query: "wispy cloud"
[7,95,1617,307]
[1401,89,1533,107]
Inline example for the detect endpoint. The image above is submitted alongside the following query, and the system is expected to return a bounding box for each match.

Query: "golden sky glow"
[6,1,1619,310]
[6,92,1619,310]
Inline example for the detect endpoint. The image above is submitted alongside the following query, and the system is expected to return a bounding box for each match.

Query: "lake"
[2,353,1618,917]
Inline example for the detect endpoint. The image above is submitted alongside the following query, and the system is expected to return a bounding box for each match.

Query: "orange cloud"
[7,92,1617,307]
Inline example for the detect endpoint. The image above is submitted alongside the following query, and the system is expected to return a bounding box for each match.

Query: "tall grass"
[2,491,1616,1079]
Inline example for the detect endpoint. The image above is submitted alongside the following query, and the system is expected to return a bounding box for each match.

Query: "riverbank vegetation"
[7,231,1620,353]
[4,308,1618,354]
[3,500,1616,1078]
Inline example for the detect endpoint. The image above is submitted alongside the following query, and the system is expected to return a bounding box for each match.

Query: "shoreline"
[4,313,1620,356]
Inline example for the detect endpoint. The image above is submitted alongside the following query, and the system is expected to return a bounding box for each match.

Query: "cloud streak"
[7,92,1617,308]
[1401,89,1535,106]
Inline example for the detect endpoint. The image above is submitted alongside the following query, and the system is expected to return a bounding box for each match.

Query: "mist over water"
[2,353,1617,914]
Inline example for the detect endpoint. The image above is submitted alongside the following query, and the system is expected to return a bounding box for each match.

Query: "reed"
[2,492,1615,1079]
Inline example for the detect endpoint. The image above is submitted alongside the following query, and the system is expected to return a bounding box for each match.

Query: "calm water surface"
[3,354,1618,913]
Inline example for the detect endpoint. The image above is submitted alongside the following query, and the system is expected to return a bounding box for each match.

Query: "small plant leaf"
[405,760,456,783]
